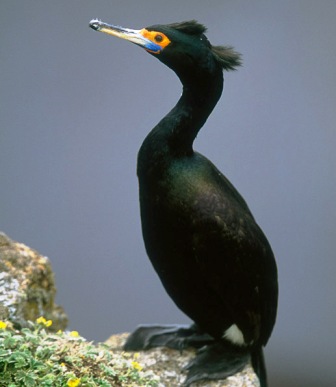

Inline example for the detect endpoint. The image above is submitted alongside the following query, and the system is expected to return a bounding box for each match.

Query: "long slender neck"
[138,68,223,173]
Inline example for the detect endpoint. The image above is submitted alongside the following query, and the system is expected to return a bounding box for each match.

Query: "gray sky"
[1,1,335,386]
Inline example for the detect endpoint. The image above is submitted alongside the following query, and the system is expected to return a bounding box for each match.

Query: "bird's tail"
[251,347,268,387]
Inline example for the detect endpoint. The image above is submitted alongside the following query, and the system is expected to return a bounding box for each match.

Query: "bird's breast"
[138,155,243,253]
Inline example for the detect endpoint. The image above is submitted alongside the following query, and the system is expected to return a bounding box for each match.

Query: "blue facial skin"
[143,41,162,53]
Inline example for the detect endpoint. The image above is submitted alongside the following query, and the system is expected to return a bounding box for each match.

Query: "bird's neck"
[138,70,223,170]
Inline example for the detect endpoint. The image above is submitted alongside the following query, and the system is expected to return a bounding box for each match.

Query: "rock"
[0,232,68,332]
[106,333,260,387]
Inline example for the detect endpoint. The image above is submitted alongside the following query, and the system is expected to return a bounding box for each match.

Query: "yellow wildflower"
[36,316,52,327]
[131,361,143,371]
[36,316,46,324]
[67,378,81,387]
[69,330,79,337]
[0,321,7,329]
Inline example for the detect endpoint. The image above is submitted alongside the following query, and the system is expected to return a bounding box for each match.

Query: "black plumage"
[90,19,278,387]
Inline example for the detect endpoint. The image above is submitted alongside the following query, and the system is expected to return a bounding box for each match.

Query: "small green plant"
[0,319,158,387]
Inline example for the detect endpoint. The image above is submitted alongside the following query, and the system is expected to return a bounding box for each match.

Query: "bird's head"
[89,19,241,84]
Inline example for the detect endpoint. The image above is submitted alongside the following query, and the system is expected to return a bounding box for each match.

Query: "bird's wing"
[189,186,278,346]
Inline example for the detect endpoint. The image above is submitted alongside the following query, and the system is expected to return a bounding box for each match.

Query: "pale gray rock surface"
[106,332,260,387]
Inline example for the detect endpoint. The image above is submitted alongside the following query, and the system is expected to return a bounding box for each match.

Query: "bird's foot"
[124,324,214,352]
[183,342,250,386]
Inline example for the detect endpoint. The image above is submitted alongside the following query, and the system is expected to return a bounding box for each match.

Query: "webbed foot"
[183,342,250,386]
[124,325,250,386]
[124,324,214,351]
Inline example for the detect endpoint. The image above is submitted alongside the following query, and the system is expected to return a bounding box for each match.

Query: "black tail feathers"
[251,347,268,387]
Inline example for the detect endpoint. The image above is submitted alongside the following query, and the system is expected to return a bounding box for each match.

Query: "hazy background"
[1,1,335,386]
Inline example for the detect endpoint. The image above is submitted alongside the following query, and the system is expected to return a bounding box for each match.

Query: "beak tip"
[89,19,101,31]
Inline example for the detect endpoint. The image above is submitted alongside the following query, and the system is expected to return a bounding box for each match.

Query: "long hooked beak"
[89,19,162,53]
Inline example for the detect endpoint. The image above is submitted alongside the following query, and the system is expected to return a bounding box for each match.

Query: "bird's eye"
[140,29,171,51]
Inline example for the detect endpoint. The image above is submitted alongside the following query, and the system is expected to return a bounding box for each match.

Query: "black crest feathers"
[166,20,207,35]
[166,20,242,71]
[211,45,242,71]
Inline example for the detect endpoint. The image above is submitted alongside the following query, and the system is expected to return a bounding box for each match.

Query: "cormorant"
[89,19,278,387]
